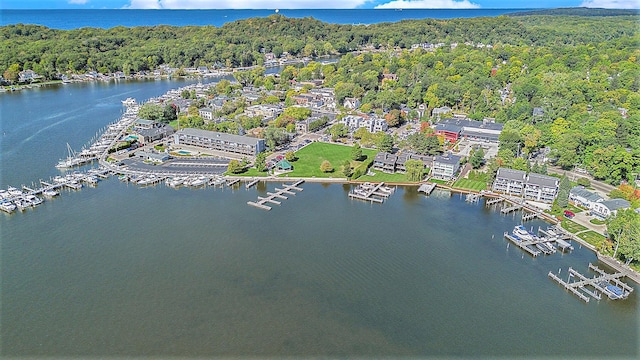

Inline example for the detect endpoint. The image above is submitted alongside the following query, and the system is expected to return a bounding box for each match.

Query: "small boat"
[188,176,208,187]
[121,97,137,106]
[0,189,8,199]
[7,186,23,196]
[166,177,184,188]
[604,284,625,300]
[25,194,43,206]
[42,189,59,198]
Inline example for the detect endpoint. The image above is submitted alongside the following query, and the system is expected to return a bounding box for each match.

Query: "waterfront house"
[591,199,631,219]
[524,173,559,203]
[18,69,42,83]
[431,154,462,180]
[137,124,175,144]
[174,128,265,156]
[569,186,604,210]
[492,168,526,196]
[134,119,160,130]
[373,152,398,173]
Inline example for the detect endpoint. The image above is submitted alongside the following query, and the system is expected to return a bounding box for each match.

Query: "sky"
[0,0,638,9]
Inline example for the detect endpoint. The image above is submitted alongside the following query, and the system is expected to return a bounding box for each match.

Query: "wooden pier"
[247,180,304,210]
[245,178,260,189]
[548,263,634,303]
[226,178,240,187]
[521,210,539,221]
[465,193,480,203]
[503,232,542,257]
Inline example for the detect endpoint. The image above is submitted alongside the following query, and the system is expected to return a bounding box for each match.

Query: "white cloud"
[68,0,89,4]
[126,0,369,9]
[375,0,480,9]
[580,0,640,8]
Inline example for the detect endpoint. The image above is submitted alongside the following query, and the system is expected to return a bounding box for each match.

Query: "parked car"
[563,210,575,218]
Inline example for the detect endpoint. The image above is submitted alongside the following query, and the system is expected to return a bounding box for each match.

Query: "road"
[546,166,615,198]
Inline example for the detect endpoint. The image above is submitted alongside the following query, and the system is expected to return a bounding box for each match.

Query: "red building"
[434,123,462,143]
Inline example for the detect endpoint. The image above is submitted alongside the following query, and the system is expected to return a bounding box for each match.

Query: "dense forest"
[1,14,638,77]
[1,14,639,184]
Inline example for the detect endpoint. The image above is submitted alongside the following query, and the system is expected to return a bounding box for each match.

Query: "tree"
[607,209,640,263]
[351,143,363,161]
[320,160,333,173]
[405,159,425,182]
[162,104,177,123]
[285,151,297,162]
[254,152,266,172]
[556,175,571,208]
[263,126,288,149]
[329,123,348,141]
[470,148,485,169]
[227,159,245,174]
[3,63,20,83]
[377,134,394,153]
[138,103,164,121]
[342,160,353,178]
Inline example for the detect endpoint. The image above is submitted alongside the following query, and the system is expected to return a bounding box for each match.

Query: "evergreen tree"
[351,143,362,161]
[556,175,571,208]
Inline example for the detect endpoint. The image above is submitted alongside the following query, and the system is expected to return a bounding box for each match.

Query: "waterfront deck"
[418,182,436,195]
[503,232,542,257]
[548,263,634,303]
[348,182,393,203]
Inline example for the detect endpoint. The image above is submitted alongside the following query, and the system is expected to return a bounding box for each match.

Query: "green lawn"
[281,142,376,178]
[430,179,449,185]
[452,179,487,191]
[589,218,606,225]
[561,220,588,234]
[578,230,608,250]
[359,172,410,183]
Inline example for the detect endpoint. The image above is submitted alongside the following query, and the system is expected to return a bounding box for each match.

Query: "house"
[431,154,461,180]
[532,107,544,117]
[436,118,503,143]
[174,128,265,156]
[373,152,398,173]
[199,108,214,121]
[569,186,604,210]
[492,168,526,196]
[431,106,452,120]
[524,173,559,203]
[343,97,360,110]
[134,119,161,130]
[340,115,388,133]
[381,73,398,82]
[18,70,42,83]
[135,150,170,163]
[396,152,431,173]
[244,104,283,119]
[136,124,175,144]
[592,199,631,219]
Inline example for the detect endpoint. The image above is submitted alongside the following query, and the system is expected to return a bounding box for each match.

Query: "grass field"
[359,172,409,183]
[452,179,487,191]
[561,220,588,234]
[281,142,376,178]
[578,230,608,247]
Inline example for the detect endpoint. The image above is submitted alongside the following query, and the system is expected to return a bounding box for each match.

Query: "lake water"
[1,79,638,357]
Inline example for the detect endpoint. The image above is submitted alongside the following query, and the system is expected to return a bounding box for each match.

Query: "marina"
[549,263,634,303]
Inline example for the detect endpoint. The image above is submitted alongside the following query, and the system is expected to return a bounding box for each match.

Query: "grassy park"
[561,220,588,234]
[281,142,376,179]
[452,179,487,192]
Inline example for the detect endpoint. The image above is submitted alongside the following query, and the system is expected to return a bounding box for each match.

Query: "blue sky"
[0,0,638,9]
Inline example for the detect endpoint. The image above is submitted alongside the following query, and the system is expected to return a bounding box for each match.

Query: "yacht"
[121,97,137,106]
[43,189,59,198]
[0,189,8,199]
[513,225,534,241]
[0,200,16,213]
[7,186,23,196]
[25,194,43,206]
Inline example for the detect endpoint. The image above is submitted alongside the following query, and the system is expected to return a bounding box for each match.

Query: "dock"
[501,204,522,214]
[247,180,304,211]
[503,232,542,257]
[548,263,634,302]
[465,193,480,203]
[485,197,503,206]
[418,182,436,195]
[348,182,393,203]
[245,178,260,189]
[538,227,574,251]
[521,210,539,221]
[226,178,241,187]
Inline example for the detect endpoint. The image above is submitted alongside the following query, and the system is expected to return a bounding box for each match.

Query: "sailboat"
[55,143,83,169]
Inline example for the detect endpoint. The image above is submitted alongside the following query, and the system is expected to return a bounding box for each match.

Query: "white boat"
[0,189,8,199]
[188,176,208,187]
[43,189,59,198]
[14,197,31,210]
[7,186,23,196]
[0,200,16,213]
[513,225,534,241]
[166,177,184,187]
[25,194,43,206]
[83,176,99,185]
[121,97,137,106]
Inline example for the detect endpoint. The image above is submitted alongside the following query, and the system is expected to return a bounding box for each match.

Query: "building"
[340,115,388,133]
[524,173,559,203]
[434,123,462,143]
[492,168,526,196]
[435,118,504,143]
[431,106,452,119]
[373,152,398,173]
[343,97,360,110]
[134,119,162,130]
[592,199,631,219]
[174,128,265,156]
[431,154,461,180]
[136,125,175,144]
[135,150,170,163]
[569,186,604,210]
[244,104,283,119]
[492,168,560,203]
[198,108,214,121]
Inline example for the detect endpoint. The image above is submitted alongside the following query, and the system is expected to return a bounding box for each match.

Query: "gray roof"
[374,152,397,164]
[601,199,631,211]
[440,118,504,132]
[461,129,500,141]
[496,167,526,182]
[434,123,462,133]
[434,154,461,165]
[135,119,155,125]
[138,125,174,138]
[527,173,559,188]
[570,186,603,202]
[176,128,262,146]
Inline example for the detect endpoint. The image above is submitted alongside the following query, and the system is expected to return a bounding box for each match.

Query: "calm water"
[0,9,530,29]
[1,79,638,357]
